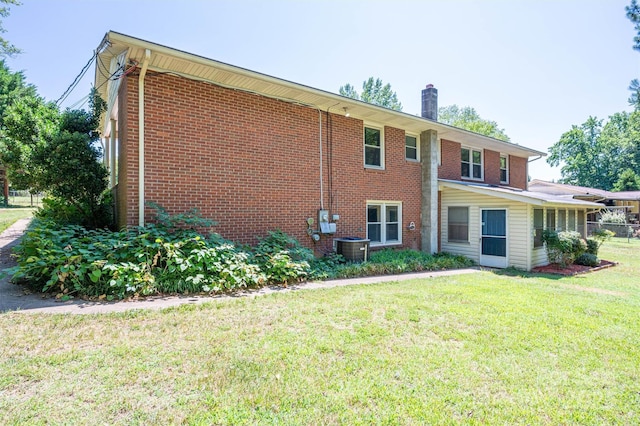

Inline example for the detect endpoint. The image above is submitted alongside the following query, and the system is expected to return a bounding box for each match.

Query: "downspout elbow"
[138,49,150,227]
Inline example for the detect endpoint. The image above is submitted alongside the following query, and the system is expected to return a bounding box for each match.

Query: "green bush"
[10,219,264,299]
[541,230,586,267]
[252,231,313,285]
[585,238,599,255]
[574,253,600,267]
[10,219,476,299]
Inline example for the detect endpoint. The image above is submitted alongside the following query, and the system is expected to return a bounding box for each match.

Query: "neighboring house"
[95,31,602,270]
[529,180,640,223]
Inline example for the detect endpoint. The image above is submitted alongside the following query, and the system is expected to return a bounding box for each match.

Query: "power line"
[55,51,97,106]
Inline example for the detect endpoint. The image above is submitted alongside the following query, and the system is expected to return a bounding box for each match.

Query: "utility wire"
[56,51,97,106]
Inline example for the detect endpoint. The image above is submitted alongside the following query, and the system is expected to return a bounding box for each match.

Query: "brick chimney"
[421,84,438,121]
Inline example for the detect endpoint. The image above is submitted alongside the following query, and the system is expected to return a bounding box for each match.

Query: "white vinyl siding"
[441,188,529,269]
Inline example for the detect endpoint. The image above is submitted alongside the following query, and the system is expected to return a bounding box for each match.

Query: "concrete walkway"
[0,220,481,315]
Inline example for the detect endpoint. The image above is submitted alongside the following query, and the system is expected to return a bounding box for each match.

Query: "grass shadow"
[491,266,565,280]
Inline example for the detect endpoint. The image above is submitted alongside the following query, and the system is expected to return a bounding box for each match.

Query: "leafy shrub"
[252,230,313,284]
[574,253,599,267]
[10,218,476,299]
[328,249,474,279]
[585,238,600,255]
[10,219,263,299]
[586,228,615,256]
[542,230,586,267]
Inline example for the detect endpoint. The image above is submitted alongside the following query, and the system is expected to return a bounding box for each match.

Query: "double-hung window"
[500,155,509,184]
[448,206,469,242]
[405,134,418,161]
[367,202,401,245]
[364,126,383,168]
[461,147,482,179]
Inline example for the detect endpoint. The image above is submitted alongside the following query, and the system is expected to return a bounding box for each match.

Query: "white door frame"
[480,208,508,268]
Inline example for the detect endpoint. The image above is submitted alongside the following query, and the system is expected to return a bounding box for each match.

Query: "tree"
[1,91,59,191]
[547,112,640,190]
[438,105,510,141]
[2,87,111,227]
[0,59,37,204]
[627,0,640,109]
[0,0,20,58]
[612,168,640,191]
[339,77,403,111]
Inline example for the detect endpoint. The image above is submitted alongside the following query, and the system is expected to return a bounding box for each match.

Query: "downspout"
[138,49,151,227]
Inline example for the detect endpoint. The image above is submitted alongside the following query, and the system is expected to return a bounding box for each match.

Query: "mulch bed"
[531,260,617,276]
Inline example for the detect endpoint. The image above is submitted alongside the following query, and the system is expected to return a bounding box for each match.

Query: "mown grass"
[0,239,638,424]
[0,208,34,234]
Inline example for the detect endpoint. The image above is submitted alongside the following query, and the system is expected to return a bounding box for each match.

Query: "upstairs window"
[500,155,509,184]
[364,126,383,168]
[405,135,418,161]
[461,148,482,179]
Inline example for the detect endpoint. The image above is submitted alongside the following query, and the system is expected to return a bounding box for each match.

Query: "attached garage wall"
[440,187,531,270]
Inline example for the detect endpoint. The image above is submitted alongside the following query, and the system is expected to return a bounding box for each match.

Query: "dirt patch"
[531,260,617,276]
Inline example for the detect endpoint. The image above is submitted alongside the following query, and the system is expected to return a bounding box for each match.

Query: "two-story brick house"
[95,32,601,270]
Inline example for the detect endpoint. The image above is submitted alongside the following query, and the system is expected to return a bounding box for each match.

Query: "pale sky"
[5,0,638,180]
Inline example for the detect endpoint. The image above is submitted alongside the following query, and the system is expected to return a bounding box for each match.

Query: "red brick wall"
[119,73,422,252]
[484,149,501,185]
[509,155,527,190]
[438,139,461,180]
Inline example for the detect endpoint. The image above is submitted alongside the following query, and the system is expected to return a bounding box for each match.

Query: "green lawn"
[0,208,34,234]
[1,239,639,424]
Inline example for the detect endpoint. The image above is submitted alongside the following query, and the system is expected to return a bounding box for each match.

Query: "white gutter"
[138,49,150,227]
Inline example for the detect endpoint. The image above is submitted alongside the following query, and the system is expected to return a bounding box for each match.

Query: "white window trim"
[405,133,419,162]
[461,146,483,180]
[366,200,402,247]
[500,154,509,184]
[447,205,470,243]
[364,124,385,170]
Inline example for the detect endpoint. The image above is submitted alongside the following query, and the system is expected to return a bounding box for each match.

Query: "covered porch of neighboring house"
[438,180,603,271]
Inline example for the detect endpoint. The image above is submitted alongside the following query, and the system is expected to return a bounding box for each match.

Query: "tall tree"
[547,112,640,190]
[612,168,640,191]
[1,91,59,191]
[438,105,510,141]
[0,0,20,58]
[627,0,640,109]
[339,77,403,111]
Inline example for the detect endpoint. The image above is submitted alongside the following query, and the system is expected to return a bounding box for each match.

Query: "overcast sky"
[5,0,638,180]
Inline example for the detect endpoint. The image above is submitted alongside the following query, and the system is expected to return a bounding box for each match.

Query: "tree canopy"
[339,77,403,111]
[0,0,20,58]
[547,112,640,190]
[612,168,640,191]
[438,105,510,141]
[627,0,640,109]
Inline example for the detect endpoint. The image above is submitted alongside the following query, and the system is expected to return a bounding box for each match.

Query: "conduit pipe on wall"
[138,49,151,227]
[318,109,324,210]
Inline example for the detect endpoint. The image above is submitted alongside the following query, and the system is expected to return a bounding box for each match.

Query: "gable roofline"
[95,31,545,158]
